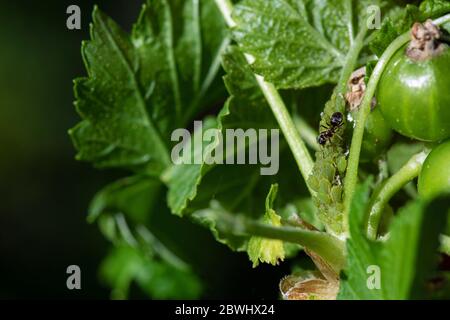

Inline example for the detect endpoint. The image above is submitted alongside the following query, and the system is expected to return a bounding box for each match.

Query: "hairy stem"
[366,151,429,240]
[214,0,315,193]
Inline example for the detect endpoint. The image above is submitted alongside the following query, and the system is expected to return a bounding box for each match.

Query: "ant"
[317,112,344,146]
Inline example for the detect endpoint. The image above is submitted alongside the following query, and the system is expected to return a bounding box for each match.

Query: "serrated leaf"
[70,1,228,174]
[165,46,303,215]
[232,0,386,89]
[248,184,286,267]
[164,46,309,251]
[69,2,232,299]
[164,45,271,216]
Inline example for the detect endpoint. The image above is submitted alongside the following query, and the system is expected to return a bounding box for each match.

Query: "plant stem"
[343,33,411,229]
[214,0,315,194]
[365,151,429,240]
[343,13,450,233]
[254,77,314,187]
[244,219,345,273]
[214,0,236,28]
[198,203,345,273]
[337,24,369,94]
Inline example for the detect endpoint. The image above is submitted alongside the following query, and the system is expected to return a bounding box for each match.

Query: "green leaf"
[88,176,212,299]
[164,46,308,250]
[248,184,286,267]
[88,175,162,225]
[338,182,449,300]
[70,2,231,299]
[100,244,202,299]
[70,1,228,174]
[164,45,296,216]
[420,0,450,19]
[337,179,379,299]
[232,0,384,89]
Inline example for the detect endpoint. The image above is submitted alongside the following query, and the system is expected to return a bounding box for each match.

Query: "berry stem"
[365,150,429,240]
[343,33,410,232]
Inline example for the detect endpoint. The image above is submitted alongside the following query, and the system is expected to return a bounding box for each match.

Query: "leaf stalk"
[214,0,315,194]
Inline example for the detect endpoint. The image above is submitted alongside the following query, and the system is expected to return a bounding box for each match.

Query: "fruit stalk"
[343,32,411,232]
[366,150,429,240]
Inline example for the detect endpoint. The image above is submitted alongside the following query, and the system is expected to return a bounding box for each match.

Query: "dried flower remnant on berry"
[345,67,367,111]
[407,20,445,61]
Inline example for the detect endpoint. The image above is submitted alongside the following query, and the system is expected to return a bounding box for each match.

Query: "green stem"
[337,24,369,94]
[214,0,315,194]
[344,13,450,233]
[244,220,345,273]
[343,33,411,229]
[253,77,314,187]
[214,0,236,28]
[198,203,345,273]
[366,151,429,240]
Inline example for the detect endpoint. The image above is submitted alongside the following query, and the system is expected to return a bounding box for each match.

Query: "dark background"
[0,0,293,299]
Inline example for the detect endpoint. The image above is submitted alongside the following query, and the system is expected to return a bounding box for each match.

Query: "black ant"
[317,112,344,146]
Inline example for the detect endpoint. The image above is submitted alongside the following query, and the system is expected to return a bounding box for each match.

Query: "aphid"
[317,112,344,146]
